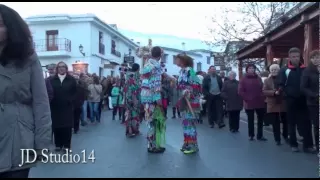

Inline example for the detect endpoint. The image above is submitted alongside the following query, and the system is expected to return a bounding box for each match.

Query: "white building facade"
[187,49,215,73]
[160,47,215,76]
[25,14,140,77]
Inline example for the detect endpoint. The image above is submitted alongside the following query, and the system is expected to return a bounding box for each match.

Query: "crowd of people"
[0,4,319,178]
[45,47,319,156]
[45,47,319,155]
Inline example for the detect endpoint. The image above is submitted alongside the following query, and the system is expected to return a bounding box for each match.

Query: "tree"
[205,2,300,70]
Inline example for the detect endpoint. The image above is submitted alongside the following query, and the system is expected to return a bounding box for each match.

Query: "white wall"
[90,23,141,76]
[28,18,141,76]
[191,51,214,73]
[29,22,94,71]
[30,22,92,59]
[161,48,203,76]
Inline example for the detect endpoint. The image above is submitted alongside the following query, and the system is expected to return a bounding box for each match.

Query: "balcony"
[33,38,72,58]
[111,48,121,58]
[99,43,105,55]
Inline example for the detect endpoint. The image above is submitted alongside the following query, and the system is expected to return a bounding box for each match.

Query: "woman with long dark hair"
[0,5,52,178]
[50,61,77,151]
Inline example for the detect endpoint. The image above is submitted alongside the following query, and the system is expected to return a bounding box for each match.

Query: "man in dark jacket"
[47,63,56,78]
[73,79,89,133]
[278,47,315,153]
[45,78,53,102]
[45,64,55,102]
[300,50,319,152]
[45,64,55,141]
[220,71,229,118]
[220,71,229,83]
[202,66,225,128]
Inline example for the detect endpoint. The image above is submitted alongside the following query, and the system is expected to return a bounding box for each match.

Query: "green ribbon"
[189,68,201,84]
[189,68,196,76]
[153,106,166,148]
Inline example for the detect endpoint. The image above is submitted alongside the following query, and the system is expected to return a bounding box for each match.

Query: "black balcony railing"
[33,38,71,52]
[111,48,121,57]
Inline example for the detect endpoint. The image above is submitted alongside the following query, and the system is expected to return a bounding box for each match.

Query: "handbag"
[162,99,168,108]
[108,96,113,109]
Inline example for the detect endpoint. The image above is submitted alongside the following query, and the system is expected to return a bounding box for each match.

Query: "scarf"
[58,74,66,83]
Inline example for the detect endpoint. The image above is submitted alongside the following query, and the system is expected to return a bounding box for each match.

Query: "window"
[173,55,177,64]
[99,67,103,77]
[110,39,121,57]
[111,40,116,51]
[46,30,58,51]
[99,31,103,43]
[197,62,202,71]
[99,31,105,55]
[207,56,211,65]
[161,54,168,63]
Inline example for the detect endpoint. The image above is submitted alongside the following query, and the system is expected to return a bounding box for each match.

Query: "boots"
[172,107,176,119]
[198,113,203,124]
[177,108,181,118]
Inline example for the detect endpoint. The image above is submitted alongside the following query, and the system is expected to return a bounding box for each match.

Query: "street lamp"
[79,44,85,56]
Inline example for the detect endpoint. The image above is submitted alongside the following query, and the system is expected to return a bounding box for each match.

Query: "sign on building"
[124,56,135,65]
[214,56,225,66]
[220,66,232,71]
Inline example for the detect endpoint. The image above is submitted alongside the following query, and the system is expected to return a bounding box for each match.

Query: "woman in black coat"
[50,61,77,151]
[221,71,243,132]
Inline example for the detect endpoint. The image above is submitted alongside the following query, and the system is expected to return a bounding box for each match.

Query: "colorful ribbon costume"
[177,67,202,154]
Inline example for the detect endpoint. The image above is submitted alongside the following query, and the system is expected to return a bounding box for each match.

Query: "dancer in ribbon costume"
[175,54,202,154]
[124,63,141,137]
[140,46,166,153]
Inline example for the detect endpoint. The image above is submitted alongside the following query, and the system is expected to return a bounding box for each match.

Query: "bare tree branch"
[204,2,299,69]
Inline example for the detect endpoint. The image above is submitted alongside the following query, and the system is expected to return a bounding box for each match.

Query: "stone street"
[30,110,318,178]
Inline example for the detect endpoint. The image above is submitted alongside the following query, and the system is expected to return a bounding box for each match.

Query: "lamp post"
[124,48,134,66]
[79,44,85,56]
[72,44,88,74]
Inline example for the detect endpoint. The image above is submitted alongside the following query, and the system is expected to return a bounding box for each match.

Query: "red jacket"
[238,73,265,110]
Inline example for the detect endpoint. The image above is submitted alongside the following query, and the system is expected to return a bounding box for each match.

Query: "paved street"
[30,109,318,178]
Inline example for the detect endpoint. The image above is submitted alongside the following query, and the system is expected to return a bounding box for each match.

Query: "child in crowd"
[111,80,124,121]
[197,74,205,124]
[170,77,181,119]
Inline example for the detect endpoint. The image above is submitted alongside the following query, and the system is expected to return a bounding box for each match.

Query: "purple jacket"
[238,74,265,110]
[45,78,54,101]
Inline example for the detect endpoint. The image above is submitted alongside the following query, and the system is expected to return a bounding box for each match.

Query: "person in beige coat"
[263,64,288,145]
[88,76,103,123]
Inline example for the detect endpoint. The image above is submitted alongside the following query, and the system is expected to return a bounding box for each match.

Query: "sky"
[3,2,238,51]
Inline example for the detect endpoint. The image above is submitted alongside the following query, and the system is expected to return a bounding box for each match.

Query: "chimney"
[137,42,140,45]
[131,39,134,41]
[182,42,186,51]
